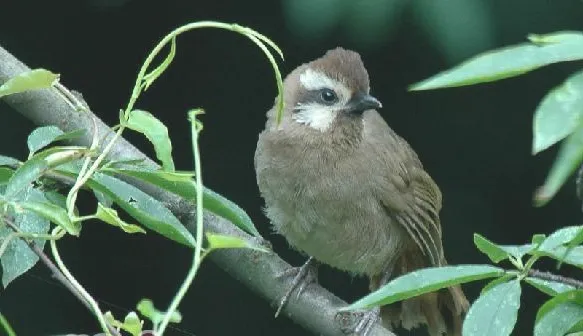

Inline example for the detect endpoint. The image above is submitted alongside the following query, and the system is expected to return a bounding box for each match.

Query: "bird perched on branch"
[255,48,468,335]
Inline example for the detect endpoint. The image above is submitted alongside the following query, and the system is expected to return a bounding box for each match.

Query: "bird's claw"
[274,257,318,317]
[336,307,380,336]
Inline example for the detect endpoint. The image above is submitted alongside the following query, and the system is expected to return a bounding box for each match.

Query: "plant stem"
[156,112,204,335]
[49,227,112,336]
[0,313,16,336]
[528,269,583,289]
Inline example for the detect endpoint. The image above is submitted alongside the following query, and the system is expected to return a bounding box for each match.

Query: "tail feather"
[377,252,469,335]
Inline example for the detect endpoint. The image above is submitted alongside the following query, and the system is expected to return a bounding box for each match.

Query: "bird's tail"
[377,253,469,336]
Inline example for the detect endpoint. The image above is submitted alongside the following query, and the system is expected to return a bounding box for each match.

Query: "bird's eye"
[319,88,338,105]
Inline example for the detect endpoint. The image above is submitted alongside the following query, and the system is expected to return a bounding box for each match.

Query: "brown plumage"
[255,48,469,335]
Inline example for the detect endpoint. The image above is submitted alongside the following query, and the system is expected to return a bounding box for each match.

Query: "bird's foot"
[336,307,381,336]
[274,256,319,317]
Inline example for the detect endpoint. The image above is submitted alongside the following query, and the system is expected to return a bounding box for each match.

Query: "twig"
[2,217,121,336]
[528,269,583,289]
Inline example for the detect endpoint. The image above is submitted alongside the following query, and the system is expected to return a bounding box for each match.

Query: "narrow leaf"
[342,265,504,310]
[19,201,79,236]
[5,154,48,199]
[5,146,86,199]
[411,31,583,90]
[27,127,85,155]
[126,110,175,171]
[534,124,583,206]
[95,203,146,234]
[27,126,63,155]
[206,233,268,252]
[107,168,261,237]
[89,171,193,247]
[55,165,195,246]
[142,37,176,91]
[474,234,535,260]
[0,156,20,167]
[462,280,521,336]
[533,70,583,154]
[474,234,510,262]
[0,69,59,98]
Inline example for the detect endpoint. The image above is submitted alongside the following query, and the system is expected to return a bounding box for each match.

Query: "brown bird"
[255,48,469,335]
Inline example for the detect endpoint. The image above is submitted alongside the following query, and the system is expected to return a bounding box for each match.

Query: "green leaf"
[0,168,14,185]
[410,31,583,90]
[84,170,193,247]
[203,188,261,237]
[0,69,59,98]
[0,155,20,167]
[54,164,195,246]
[5,146,86,200]
[481,274,517,295]
[93,189,113,208]
[473,233,535,261]
[342,265,504,310]
[142,37,176,91]
[534,124,583,206]
[122,312,143,336]
[95,203,146,234]
[19,201,79,236]
[206,233,268,252]
[43,191,69,209]
[526,277,576,296]
[533,234,547,245]
[539,226,583,252]
[5,153,48,199]
[137,298,182,324]
[107,168,261,237]
[533,70,583,154]
[462,280,521,336]
[539,245,583,268]
[27,126,63,155]
[27,127,85,155]
[535,290,583,336]
[126,110,175,172]
[0,186,50,287]
[474,234,510,262]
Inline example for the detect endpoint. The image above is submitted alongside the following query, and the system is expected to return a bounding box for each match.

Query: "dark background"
[1,0,583,335]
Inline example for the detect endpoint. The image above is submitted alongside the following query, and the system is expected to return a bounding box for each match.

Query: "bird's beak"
[346,94,382,114]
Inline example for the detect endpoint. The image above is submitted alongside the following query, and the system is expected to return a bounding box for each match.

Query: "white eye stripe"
[299,68,340,90]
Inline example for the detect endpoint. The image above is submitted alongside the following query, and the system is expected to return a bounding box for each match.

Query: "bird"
[254,47,469,335]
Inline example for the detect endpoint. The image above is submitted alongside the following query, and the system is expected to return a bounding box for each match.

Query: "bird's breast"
[255,134,404,275]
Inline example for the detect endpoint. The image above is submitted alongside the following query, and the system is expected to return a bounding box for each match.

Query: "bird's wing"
[365,112,444,267]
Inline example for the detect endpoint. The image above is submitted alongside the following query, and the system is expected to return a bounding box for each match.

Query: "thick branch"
[0,45,395,336]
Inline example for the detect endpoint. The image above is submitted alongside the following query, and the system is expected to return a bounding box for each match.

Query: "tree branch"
[0,45,395,336]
